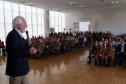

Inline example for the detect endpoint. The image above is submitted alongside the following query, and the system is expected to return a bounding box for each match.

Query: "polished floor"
[0,45,126,84]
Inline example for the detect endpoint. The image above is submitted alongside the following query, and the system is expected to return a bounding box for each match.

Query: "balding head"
[12,16,27,33]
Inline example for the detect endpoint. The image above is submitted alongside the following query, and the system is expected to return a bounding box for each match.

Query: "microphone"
[26,31,29,40]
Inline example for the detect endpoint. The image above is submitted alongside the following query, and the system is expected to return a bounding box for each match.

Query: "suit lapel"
[13,29,26,45]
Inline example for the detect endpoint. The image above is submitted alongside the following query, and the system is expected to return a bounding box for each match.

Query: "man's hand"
[91,54,93,56]
[99,55,102,57]
[27,38,32,45]
[30,47,36,54]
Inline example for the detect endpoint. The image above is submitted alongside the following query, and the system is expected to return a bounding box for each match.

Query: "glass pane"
[32,7,36,14]
[59,13,62,18]
[33,24,37,36]
[59,17,62,25]
[32,7,37,36]
[50,11,54,16]
[62,14,65,28]
[50,16,54,26]
[26,6,32,36]
[19,4,26,19]
[55,26,58,33]
[27,24,32,38]
[37,14,41,24]
[0,9,4,23]
[4,1,13,36]
[5,24,13,36]
[26,6,31,24]
[0,1,3,8]
[4,1,11,10]
[59,26,62,32]
[55,17,58,25]
[41,9,43,37]
[0,24,5,44]
[38,24,42,36]
[32,7,37,24]
[42,25,44,37]
[0,1,5,43]
[55,12,58,17]
[12,3,19,19]
[37,8,41,14]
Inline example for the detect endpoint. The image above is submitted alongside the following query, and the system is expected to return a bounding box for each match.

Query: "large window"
[4,1,13,37]
[19,4,27,38]
[49,11,65,33]
[12,3,19,19]
[0,1,44,44]
[26,6,32,38]
[0,1,5,43]
[79,22,90,32]
[32,7,37,37]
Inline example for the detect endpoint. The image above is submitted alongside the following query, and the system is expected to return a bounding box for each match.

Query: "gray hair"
[12,16,23,29]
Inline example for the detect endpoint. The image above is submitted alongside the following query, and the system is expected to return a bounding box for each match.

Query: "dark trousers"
[116,52,126,65]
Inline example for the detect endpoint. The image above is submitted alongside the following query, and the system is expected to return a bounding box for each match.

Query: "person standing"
[6,16,36,84]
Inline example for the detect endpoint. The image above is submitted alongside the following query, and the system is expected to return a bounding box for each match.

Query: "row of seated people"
[88,37,126,67]
[49,31,92,45]
[30,35,90,59]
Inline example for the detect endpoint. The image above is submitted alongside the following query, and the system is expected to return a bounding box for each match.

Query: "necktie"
[121,44,124,52]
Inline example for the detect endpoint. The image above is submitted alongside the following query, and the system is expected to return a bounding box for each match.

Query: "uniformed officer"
[36,39,45,59]
[50,39,55,54]
[105,42,115,66]
[54,40,61,54]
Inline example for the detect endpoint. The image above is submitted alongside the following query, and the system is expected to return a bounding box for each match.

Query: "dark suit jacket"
[79,38,84,43]
[116,44,126,53]
[90,44,98,54]
[6,29,30,77]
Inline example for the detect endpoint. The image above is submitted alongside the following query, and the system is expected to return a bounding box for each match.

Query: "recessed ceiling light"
[26,2,33,6]
[43,6,50,8]
[112,2,114,4]
[26,2,33,5]
[79,6,85,8]
[64,11,68,13]
[19,1,26,3]
[69,2,76,5]
[115,1,118,3]
[53,9,61,11]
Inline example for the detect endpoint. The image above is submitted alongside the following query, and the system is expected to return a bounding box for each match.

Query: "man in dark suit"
[87,40,98,64]
[116,40,126,65]
[79,36,84,47]
[6,16,36,84]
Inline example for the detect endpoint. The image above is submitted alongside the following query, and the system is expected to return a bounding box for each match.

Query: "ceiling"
[3,0,126,14]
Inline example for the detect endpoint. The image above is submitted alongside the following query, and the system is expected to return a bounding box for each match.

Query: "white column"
[43,9,50,38]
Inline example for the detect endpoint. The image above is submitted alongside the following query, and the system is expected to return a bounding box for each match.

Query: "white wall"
[65,10,126,35]
[92,10,126,35]
[65,14,78,33]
